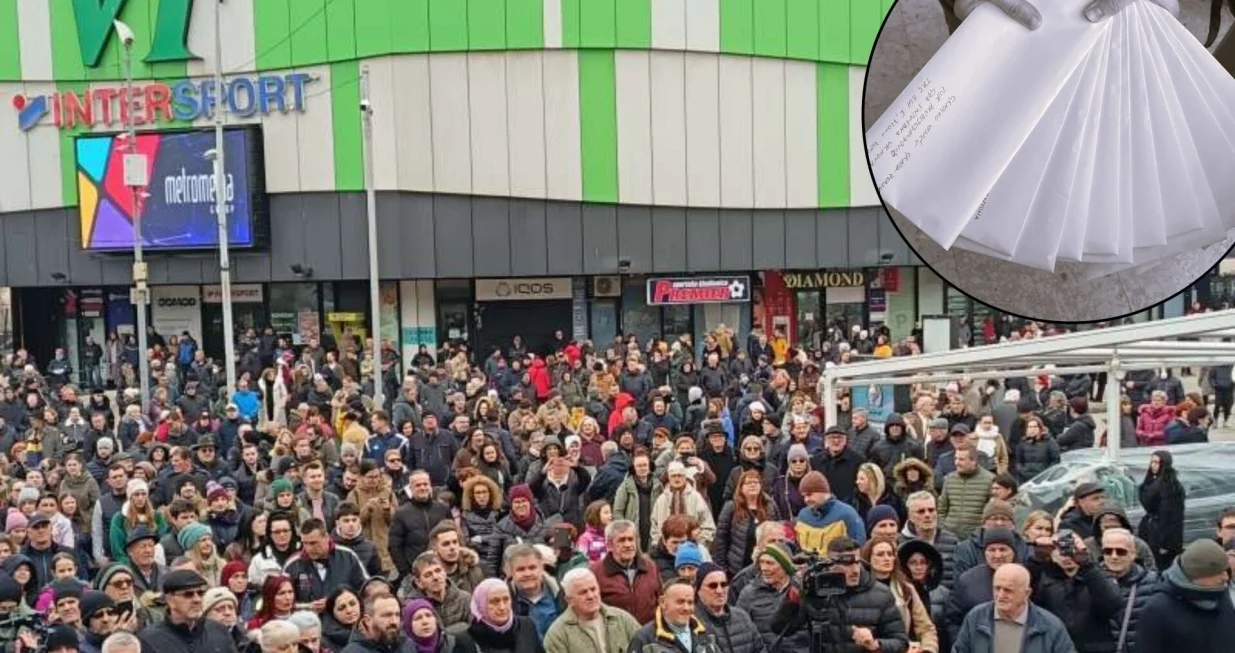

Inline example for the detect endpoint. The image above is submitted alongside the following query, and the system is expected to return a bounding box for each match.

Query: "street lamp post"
[212,0,237,399]
[359,65,383,408]
[116,20,151,406]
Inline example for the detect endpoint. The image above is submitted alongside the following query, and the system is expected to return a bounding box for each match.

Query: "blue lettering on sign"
[169,73,315,122]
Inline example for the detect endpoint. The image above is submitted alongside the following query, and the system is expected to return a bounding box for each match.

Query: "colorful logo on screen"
[13,73,312,131]
[77,131,254,251]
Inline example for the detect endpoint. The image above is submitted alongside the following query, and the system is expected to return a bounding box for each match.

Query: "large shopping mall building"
[0,0,1205,369]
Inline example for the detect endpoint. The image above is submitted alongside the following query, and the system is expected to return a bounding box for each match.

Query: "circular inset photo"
[863,0,1235,322]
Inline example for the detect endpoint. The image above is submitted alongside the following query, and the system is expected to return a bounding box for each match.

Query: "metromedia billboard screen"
[76,128,266,251]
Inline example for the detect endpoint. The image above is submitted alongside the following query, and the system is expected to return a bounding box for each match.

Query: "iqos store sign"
[475,278,573,301]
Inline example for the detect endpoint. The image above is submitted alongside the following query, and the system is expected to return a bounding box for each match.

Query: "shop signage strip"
[646,276,751,305]
[475,278,574,302]
[781,270,867,289]
[203,284,264,303]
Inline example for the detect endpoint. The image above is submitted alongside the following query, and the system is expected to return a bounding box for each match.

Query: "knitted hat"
[126,478,149,498]
[750,401,766,414]
[1179,539,1229,582]
[564,435,581,449]
[16,487,38,505]
[928,418,949,430]
[202,586,237,615]
[221,560,248,588]
[981,499,1016,524]
[798,471,830,496]
[981,527,1017,551]
[44,626,80,652]
[4,510,27,533]
[52,579,82,603]
[675,542,705,570]
[177,522,212,552]
[80,590,115,622]
[760,542,796,577]
[206,482,229,503]
[865,505,900,534]
[270,477,294,497]
[667,461,687,477]
[0,575,21,603]
[93,563,134,592]
[96,436,115,452]
[694,561,726,593]
[508,484,534,506]
[786,444,810,462]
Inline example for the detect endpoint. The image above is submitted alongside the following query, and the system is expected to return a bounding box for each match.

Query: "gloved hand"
[955,0,1178,30]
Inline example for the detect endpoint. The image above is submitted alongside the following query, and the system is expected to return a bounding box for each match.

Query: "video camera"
[795,551,851,599]
[0,610,51,648]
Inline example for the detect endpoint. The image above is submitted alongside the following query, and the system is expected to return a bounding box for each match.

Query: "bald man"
[953,563,1076,653]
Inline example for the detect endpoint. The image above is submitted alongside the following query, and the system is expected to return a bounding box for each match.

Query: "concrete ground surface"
[863,0,1235,322]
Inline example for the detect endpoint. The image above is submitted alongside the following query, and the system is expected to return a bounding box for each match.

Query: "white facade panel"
[366,58,402,190]
[429,54,473,195]
[684,0,721,52]
[614,51,653,205]
[784,60,818,208]
[542,51,582,201]
[652,0,688,50]
[683,53,720,206]
[467,53,511,196]
[650,53,688,206]
[752,57,787,208]
[850,66,880,206]
[294,65,336,192]
[16,0,53,81]
[505,51,548,198]
[717,56,754,208]
[392,56,435,192]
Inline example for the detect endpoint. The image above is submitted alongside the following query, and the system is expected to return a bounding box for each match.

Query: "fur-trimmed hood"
[892,458,935,495]
[461,474,503,511]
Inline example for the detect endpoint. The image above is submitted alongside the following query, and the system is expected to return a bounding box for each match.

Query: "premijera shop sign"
[75,0,197,66]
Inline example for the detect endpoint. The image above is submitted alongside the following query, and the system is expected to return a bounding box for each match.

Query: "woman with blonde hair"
[1021,509,1055,543]
[863,536,939,652]
[180,521,225,585]
[852,462,906,523]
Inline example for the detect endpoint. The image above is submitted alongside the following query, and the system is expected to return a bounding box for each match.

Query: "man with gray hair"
[101,632,142,653]
[1099,528,1158,653]
[728,520,788,604]
[544,568,641,653]
[952,563,1074,653]
[588,520,662,624]
[899,490,960,589]
[504,543,564,640]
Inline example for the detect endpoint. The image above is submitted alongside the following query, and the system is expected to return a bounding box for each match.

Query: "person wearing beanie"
[650,458,716,549]
[944,526,1023,642]
[736,542,811,650]
[141,569,237,653]
[674,541,705,583]
[694,563,763,653]
[794,470,865,555]
[42,625,81,653]
[869,412,926,482]
[768,442,811,519]
[951,498,1031,579]
[866,504,901,539]
[202,585,243,641]
[5,510,27,537]
[80,589,117,649]
[1136,539,1235,652]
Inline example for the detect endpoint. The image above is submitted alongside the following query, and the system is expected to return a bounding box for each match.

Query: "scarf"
[403,599,442,653]
[670,488,687,515]
[511,507,537,531]
[471,578,514,632]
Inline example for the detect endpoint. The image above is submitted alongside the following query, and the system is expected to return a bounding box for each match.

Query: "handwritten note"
[868,77,958,194]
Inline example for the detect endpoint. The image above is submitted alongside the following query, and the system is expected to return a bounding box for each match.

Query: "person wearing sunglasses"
[1099,528,1157,653]
[136,569,238,653]
[1024,530,1124,653]
[93,563,148,633]
[692,563,763,653]
[81,590,119,652]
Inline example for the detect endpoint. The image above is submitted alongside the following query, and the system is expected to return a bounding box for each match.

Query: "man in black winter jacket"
[284,519,369,607]
[405,415,457,487]
[388,471,453,580]
[1099,528,1158,653]
[1025,530,1124,653]
[333,501,384,578]
[811,426,862,505]
[869,413,925,480]
[138,570,238,653]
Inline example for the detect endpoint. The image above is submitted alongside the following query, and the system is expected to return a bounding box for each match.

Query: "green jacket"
[543,605,642,653]
[939,467,994,541]
[613,474,662,536]
[109,509,169,565]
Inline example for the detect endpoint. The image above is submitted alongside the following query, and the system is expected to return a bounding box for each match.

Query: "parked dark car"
[1015,442,1235,543]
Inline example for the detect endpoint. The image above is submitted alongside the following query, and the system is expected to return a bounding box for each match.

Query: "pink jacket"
[1136,403,1174,446]
[576,525,609,563]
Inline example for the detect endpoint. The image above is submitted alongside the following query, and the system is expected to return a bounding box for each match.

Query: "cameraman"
[1025,530,1123,653]
[770,537,909,652]
[0,574,34,653]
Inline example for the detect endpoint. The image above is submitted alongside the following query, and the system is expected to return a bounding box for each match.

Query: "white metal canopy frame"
[822,309,1235,460]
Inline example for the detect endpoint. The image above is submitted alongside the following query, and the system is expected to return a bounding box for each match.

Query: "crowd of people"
[0,315,1233,653]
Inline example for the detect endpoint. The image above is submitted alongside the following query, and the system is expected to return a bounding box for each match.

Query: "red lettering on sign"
[652,280,729,304]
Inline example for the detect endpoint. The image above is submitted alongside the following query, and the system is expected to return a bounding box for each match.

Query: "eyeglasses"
[172,589,205,598]
[789,458,808,464]
[703,581,729,590]
[108,578,133,589]
[743,446,761,452]
[1102,548,1131,557]
[94,608,117,619]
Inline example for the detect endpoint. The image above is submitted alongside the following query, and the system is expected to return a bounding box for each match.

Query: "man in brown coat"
[588,519,662,624]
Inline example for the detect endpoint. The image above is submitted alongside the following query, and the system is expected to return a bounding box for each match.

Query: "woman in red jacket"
[1135,390,1175,447]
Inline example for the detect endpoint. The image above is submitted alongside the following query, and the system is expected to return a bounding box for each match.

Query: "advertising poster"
[851,384,896,429]
[77,130,257,250]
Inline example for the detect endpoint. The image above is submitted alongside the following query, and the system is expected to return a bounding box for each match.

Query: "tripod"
[769,592,850,653]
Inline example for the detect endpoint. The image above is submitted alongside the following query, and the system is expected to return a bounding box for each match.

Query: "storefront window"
[662,305,693,341]
[269,283,320,345]
[0,288,11,353]
[796,291,824,346]
[622,278,659,346]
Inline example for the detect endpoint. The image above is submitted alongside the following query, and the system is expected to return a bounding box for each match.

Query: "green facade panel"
[615,0,651,48]
[469,0,508,50]
[577,50,618,204]
[753,0,787,58]
[506,0,545,49]
[253,0,292,70]
[817,63,849,208]
[428,0,469,51]
[391,0,431,53]
[330,60,364,191]
[0,0,20,81]
[786,0,819,61]
[354,0,395,58]
[325,0,358,61]
[850,0,884,65]
[580,0,617,48]
[720,0,754,54]
[819,0,851,64]
[289,0,330,66]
